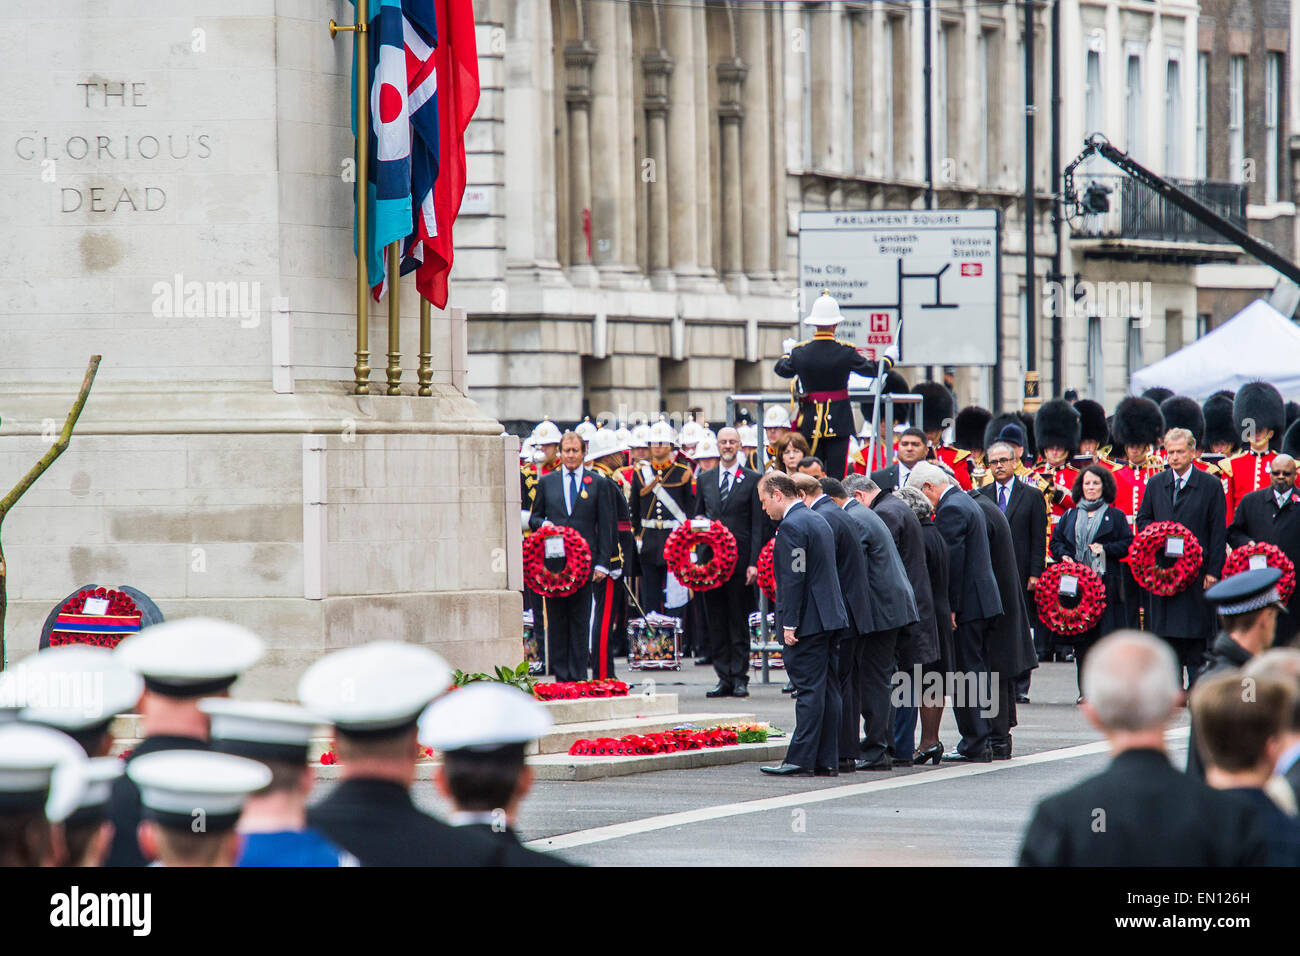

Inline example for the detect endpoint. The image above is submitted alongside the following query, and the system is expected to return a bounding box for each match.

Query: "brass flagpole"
[386,241,401,393]
[330,4,371,394]
[418,297,433,396]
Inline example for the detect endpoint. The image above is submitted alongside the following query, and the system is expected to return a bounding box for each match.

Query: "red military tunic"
[1110,456,1163,525]
[934,446,974,490]
[1030,461,1079,525]
[849,441,891,475]
[1222,449,1276,525]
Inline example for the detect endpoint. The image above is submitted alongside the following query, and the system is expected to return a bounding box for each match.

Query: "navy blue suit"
[774,501,848,770]
[933,485,1002,757]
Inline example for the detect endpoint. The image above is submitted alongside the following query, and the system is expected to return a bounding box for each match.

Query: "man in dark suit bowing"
[1228,453,1300,643]
[528,431,617,682]
[870,427,929,494]
[978,439,1048,703]
[907,462,1002,762]
[695,426,764,698]
[1135,427,1227,689]
[792,473,877,773]
[758,471,848,776]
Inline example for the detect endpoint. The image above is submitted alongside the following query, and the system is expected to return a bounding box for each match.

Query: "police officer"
[420,683,574,866]
[300,641,502,866]
[106,618,265,866]
[631,419,696,615]
[775,291,890,481]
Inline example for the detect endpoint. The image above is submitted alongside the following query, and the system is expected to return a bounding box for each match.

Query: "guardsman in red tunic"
[914,381,975,490]
[953,405,993,489]
[1030,399,1082,526]
[1223,382,1285,525]
[1159,394,1229,494]
[1203,391,1239,458]
[1074,398,1111,465]
[1108,397,1166,525]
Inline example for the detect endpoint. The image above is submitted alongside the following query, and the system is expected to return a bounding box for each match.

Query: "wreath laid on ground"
[756,539,777,602]
[47,588,143,649]
[568,726,740,756]
[533,679,629,701]
[663,520,738,591]
[1128,521,1203,595]
[1035,562,1106,636]
[1223,542,1296,604]
[522,524,592,598]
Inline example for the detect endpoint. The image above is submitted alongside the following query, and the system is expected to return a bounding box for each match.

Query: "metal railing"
[1069,172,1247,245]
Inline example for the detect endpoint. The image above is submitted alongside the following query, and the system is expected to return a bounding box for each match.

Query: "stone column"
[564,40,597,285]
[643,51,674,289]
[587,0,637,284]
[664,3,701,282]
[740,6,774,284]
[718,57,747,291]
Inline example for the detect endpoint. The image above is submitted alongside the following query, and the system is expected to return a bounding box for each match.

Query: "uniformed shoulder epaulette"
[1199,460,1224,477]
[951,449,969,463]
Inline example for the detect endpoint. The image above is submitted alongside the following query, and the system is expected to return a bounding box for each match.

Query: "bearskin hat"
[955,406,993,451]
[914,382,954,434]
[1202,393,1238,450]
[1034,399,1082,454]
[1142,387,1174,406]
[860,370,912,425]
[1159,396,1205,448]
[984,412,1027,454]
[1111,397,1165,450]
[1233,381,1286,448]
[1287,401,1300,431]
[1284,419,1300,460]
[1074,399,1109,447]
[1018,411,1038,459]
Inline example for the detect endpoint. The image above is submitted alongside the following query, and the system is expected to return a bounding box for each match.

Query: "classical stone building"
[459,0,1299,425]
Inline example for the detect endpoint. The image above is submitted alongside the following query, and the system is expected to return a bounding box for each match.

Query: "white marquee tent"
[1128,299,1300,400]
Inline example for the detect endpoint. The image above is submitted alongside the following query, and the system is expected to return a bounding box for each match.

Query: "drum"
[522,610,544,675]
[748,611,784,670]
[628,613,682,671]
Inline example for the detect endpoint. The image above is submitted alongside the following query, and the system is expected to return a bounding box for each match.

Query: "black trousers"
[783,628,842,771]
[705,568,755,689]
[952,618,993,757]
[989,667,1016,749]
[850,628,898,764]
[810,435,850,481]
[588,575,623,680]
[1163,635,1208,691]
[544,581,593,683]
[640,561,668,615]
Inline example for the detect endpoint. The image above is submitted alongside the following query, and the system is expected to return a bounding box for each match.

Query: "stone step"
[533,712,757,756]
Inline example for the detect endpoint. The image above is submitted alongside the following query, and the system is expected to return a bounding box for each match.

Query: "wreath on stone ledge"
[1128,521,1203,596]
[522,525,592,598]
[663,520,738,591]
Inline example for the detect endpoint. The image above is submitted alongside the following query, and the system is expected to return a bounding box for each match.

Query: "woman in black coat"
[895,486,952,765]
[1049,464,1133,700]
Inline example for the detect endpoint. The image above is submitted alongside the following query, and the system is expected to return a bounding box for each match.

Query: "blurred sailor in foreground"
[127,750,270,867]
[0,723,85,866]
[300,641,502,866]
[106,618,264,866]
[420,682,573,866]
[200,698,356,867]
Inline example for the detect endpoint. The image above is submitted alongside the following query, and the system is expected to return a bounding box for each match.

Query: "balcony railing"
[1069,171,1247,245]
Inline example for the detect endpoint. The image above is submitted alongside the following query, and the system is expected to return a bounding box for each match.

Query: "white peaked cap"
[531,420,563,445]
[12,645,143,734]
[803,291,843,326]
[418,682,553,753]
[764,406,792,429]
[115,619,264,697]
[298,641,452,734]
[585,428,630,462]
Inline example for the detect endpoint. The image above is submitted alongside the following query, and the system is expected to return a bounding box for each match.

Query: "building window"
[1125,51,1143,161]
[1164,309,1183,355]
[1229,55,1246,184]
[1197,312,1211,338]
[801,5,813,169]
[1084,49,1103,134]
[1087,315,1104,400]
[1164,57,1181,175]
[1266,53,1281,203]
[1127,316,1144,379]
[1196,53,1208,179]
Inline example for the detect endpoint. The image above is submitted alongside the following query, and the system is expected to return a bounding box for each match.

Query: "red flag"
[418,0,480,308]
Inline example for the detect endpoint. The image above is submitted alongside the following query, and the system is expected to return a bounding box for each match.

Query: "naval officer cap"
[418,682,553,754]
[199,698,324,765]
[127,750,271,832]
[298,641,452,736]
[54,757,123,828]
[0,723,86,822]
[11,645,143,751]
[115,618,265,698]
[1206,567,1288,616]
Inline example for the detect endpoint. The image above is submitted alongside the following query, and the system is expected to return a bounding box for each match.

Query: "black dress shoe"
[837,758,858,773]
[781,682,795,694]
[991,747,1012,761]
[941,749,993,763]
[855,757,893,771]
[705,682,732,698]
[891,756,914,767]
[1016,694,1031,704]
[695,656,712,666]
[731,682,749,698]
[912,742,943,766]
[761,763,812,776]
[814,766,839,776]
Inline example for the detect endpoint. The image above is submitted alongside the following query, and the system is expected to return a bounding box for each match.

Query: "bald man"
[1228,452,1300,643]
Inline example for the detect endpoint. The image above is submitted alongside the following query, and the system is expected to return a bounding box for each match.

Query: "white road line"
[526,727,1191,852]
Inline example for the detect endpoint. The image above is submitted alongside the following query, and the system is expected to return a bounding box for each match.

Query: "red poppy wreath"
[1127,521,1203,596]
[1035,562,1106,636]
[756,538,777,602]
[48,587,143,650]
[1223,542,1296,604]
[522,525,592,598]
[663,520,738,591]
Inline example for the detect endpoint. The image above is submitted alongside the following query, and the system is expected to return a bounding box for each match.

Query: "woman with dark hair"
[895,485,952,766]
[774,432,811,474]
[1049,464,1133,701]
